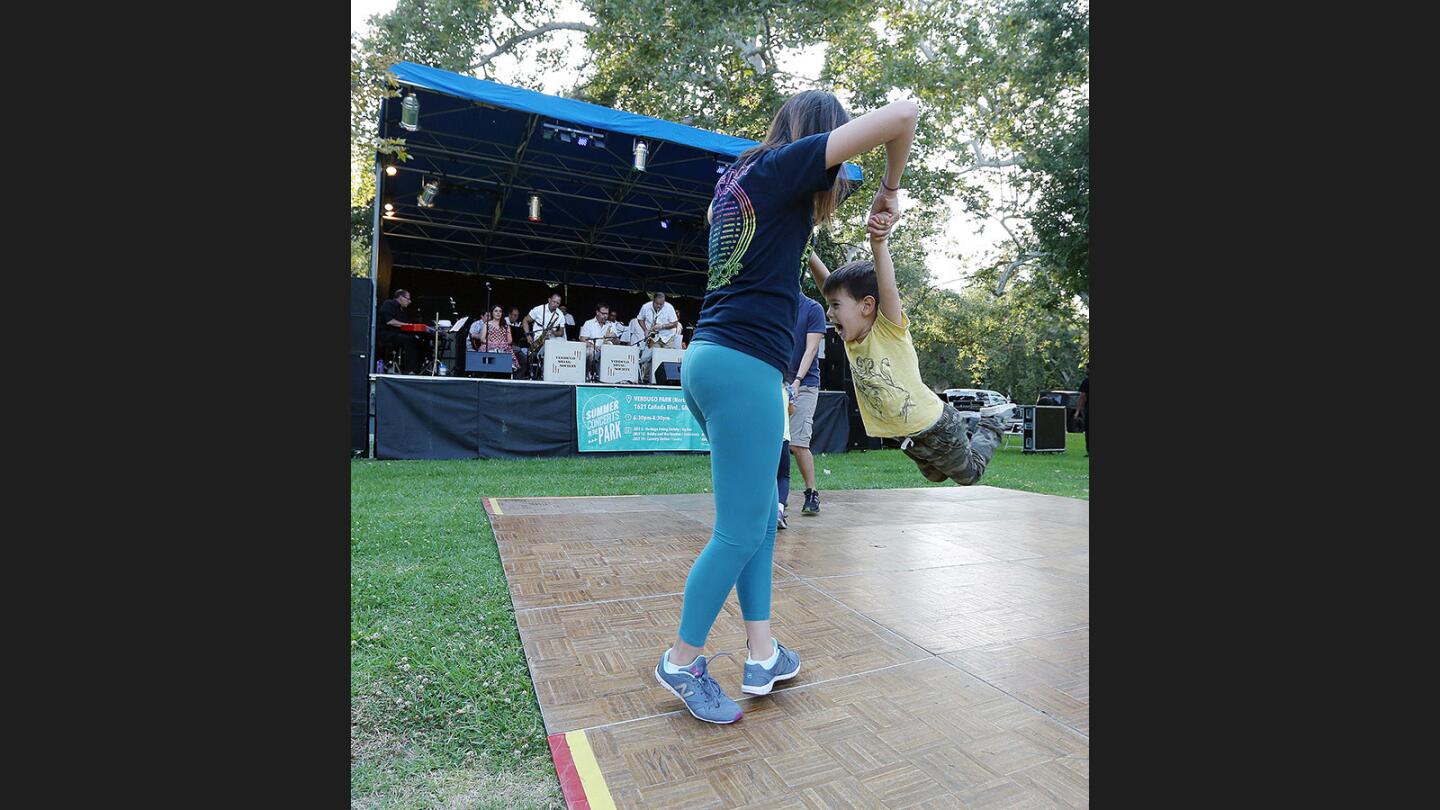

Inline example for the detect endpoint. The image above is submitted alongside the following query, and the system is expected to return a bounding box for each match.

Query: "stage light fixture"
[528,194,542,222]
[383,200,395,212]
[593,136,606,149]
[576,134,589,147]
[542,128,554,140]
[385,163,398,176]
[559,131,573,144]
[417,179,439,208]
[633,140,649,171]
[400,92,420,131]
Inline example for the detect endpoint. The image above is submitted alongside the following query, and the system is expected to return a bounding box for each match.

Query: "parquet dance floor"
[483,486,1088,808]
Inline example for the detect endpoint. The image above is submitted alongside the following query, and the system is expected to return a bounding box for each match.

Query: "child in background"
[777,380,796,530]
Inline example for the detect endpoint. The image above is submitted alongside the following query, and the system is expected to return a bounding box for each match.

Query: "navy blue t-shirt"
[692,132,841,377]
[791,296,827,387]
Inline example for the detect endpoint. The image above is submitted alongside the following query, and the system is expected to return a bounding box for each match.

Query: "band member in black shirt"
[507,307,530,377]
[377,289,425,373]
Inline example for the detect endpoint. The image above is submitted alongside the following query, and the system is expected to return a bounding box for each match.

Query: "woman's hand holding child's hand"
[867,212,893,243]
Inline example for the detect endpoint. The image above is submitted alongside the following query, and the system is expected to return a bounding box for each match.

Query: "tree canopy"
[351,0,1088,394]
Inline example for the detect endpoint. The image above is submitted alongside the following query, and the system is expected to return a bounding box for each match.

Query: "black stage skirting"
[373,376,851,460]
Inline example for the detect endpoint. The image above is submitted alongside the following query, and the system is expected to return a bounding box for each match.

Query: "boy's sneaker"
[742,640,801,696]
[801,489,820,515]
[777,504,788,531]
[979,402,1016,419]
[654,651,743,724]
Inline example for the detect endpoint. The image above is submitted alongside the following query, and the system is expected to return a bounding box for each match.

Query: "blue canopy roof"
[377,62,864,297]
[390,62,863,182]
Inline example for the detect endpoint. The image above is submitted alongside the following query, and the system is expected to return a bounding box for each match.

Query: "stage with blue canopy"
[358,64,870,460]
[375,61,863,298]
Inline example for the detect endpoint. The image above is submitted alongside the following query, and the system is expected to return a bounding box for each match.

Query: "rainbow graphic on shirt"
[707,161,757,291]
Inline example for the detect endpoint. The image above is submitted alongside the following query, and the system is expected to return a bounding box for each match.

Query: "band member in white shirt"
[561,305,577,341]
[620,311,653,382]
[637,292,681,349]
[523,292,567,377]
[579,302,623,381]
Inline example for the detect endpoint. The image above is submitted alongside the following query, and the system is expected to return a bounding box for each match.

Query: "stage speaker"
[448,323,468,371]
[820,329,847,391]
[351,277,374,354]
[464,349,514,376]
[351,316,370,355]
[1039,390,1082,432]
[1022,405,1067,453]
[350,278,374,456]
[654,361,682,386]
[350,354,370,456]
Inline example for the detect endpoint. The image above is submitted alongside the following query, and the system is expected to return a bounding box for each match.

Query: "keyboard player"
[377,288,430,373]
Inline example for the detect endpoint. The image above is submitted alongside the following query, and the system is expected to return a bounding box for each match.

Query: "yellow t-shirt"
[842,309,943,437]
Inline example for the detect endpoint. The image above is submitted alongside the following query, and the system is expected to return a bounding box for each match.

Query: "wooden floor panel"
[806,563,1089,655]
[943,627,1090,736]
[582,659,1087,809]
[499,530,793,610]
[516,581,930,734]
[485,486,1089,807]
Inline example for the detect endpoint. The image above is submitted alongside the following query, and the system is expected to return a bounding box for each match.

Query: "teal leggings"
[677,341,782,647]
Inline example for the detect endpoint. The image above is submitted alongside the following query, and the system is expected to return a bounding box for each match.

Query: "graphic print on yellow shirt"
[843,308,943,437]
[852,356,914,421]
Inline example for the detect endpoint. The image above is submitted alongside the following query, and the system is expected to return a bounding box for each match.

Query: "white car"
[942,389,1021,431]
[942,388,1010,411]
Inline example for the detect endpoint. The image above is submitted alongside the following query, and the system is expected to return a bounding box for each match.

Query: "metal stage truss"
[373,62,862,298]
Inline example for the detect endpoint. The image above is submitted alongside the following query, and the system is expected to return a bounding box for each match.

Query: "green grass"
[351,436,1087,808]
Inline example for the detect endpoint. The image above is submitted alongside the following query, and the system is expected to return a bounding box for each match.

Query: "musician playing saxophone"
[523,291,567,367]
[638,292,681,349]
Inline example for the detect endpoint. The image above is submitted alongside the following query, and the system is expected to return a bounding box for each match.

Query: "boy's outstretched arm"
[806,250,831,291]
[870,228,904,325]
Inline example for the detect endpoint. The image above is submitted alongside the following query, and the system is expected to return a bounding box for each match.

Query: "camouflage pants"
[899,401,1003,486]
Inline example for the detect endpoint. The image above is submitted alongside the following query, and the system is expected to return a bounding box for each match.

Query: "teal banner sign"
[575,386,710,453]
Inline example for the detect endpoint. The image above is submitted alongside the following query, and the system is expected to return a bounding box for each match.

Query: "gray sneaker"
[654,651,743,724]
[741,640,801,696]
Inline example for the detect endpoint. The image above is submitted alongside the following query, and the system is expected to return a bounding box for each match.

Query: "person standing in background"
[561,305,577,341]
[788,293,828,516]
